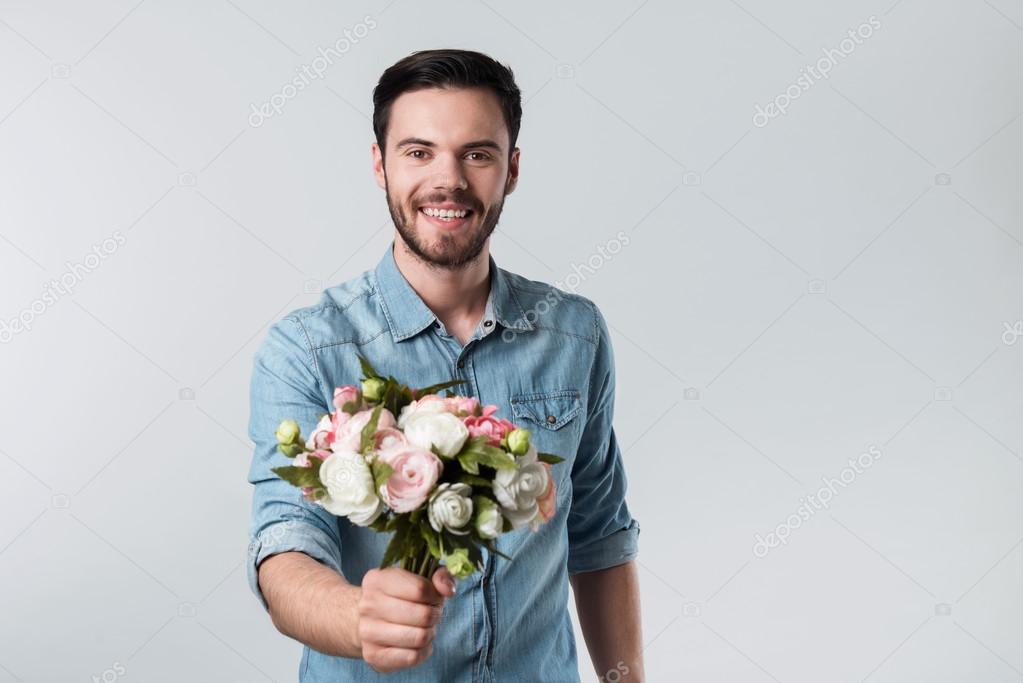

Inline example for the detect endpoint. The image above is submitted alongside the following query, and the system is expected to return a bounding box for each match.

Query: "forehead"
[386,87,508,150]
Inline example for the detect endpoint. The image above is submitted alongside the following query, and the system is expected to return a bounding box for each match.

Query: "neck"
[391,235,491,324]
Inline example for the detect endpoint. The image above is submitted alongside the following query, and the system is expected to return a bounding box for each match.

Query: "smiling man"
[247,49,644,682]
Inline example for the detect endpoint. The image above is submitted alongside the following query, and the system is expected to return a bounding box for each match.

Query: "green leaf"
[457,474,493,488]
[420,524,441,559]
[358,354,381,379]
[360,404,384,454]
[457,453,480,475]
[272,464,321,489]
[537,452,565,464]
[415,379,469,397]
[370,459,393,492]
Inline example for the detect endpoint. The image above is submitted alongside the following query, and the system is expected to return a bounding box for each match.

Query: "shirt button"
[457,360,465,368]
[547,415,556,424]
[483,320,493,327]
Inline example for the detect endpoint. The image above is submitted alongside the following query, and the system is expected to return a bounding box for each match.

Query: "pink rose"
[333,385,363,413]
[306,414,335,450]
[535,462,557,525]
[333,407,396,453]
[376,444,443,513]
[447,396,481,416]
[463,414,516,447]
[372,427,407,452]
[294,449,330,468]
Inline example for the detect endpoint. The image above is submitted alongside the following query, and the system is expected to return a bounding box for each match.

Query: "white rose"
[397,395,450,429]
[493,444,549,529]
[475,500,503,539]
[318,450,383,526]
[403,411,469,457]
[428,482,474,535]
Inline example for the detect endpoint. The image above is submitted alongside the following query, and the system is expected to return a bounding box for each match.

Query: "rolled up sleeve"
[246,316,344,611]
[567,303,641,574]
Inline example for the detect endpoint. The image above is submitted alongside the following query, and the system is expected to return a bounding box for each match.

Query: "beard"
[385,175,504,271]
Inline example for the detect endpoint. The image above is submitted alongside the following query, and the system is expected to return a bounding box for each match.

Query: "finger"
[368,645,432,673]
[432,567,457,598]
[376,567,444,604]
[362,593,443,627]
[360,618,434,650]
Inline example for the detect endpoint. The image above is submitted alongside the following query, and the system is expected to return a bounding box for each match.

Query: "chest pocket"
[509,389,582,498]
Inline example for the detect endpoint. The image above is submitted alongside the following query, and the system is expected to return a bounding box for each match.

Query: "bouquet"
[271,355,564,579]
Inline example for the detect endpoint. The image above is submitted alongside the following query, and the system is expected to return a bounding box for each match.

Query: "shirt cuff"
[246,518,344,612]
[567,518,641,574]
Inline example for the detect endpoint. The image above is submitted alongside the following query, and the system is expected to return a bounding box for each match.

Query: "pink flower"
[376,444,443,513]
[306,414,336,450]
[333,385,363,413]
[333,407,397,453]
[294,449,330,468]
[372,427,407,452]
[447,396,481,416]
[535,462,557,525]
[463,414,517,447]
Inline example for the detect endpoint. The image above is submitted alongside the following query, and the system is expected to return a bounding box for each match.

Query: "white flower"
[493,444,549,529]
[428,482,474,535]
[403,411,469,457]
[397,395,451,429]
[475,499,503,539]
[318,450,383,526]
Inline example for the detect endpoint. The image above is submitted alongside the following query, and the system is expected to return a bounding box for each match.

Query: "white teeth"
[422,207,468,219]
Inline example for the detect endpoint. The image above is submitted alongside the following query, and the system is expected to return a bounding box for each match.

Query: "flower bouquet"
[272,355,564,579]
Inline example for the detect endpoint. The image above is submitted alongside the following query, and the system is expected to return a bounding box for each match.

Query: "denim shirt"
[246,240,640,682]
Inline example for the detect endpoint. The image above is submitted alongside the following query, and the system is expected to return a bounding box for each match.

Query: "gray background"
[1,0,1022,681]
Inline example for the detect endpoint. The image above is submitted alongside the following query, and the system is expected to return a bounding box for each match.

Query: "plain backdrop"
[1,1,1022,681]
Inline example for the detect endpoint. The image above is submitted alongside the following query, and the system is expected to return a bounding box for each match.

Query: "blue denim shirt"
[246,241,640,682]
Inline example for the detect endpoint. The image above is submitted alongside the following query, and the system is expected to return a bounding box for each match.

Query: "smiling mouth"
[418,207,475,226]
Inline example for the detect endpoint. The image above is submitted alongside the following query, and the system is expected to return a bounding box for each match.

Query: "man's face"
[372,86,519,270]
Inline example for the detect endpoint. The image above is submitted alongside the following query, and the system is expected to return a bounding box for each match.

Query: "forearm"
[257,551,363,658]
[570,560,645,683]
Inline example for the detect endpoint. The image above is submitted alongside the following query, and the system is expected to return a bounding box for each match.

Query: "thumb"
[432,566,457,598]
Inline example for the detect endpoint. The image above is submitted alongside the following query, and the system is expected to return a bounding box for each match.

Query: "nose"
[431,152,468,192]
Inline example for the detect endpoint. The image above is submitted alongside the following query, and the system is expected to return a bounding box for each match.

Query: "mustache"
[414,195,481,212]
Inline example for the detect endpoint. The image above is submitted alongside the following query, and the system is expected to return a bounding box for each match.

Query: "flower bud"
[362,378,386,402]
[507,428,531,456]
[474,497,503,540]
[276,419,301,445]
[278,441,305,458]
[443,547,474,579]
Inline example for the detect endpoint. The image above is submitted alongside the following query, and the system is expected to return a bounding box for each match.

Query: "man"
[247,48,643,682]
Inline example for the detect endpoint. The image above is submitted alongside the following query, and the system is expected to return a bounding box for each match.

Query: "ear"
[372,142,386,190]
[504,147,521,196]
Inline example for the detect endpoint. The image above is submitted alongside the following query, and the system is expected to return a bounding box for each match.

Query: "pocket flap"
[510,390,582,430]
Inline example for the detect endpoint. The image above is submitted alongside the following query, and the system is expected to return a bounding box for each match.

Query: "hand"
[357,566,457,673]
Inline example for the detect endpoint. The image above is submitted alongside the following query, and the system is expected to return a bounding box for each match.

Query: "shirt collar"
[372,240,535,342]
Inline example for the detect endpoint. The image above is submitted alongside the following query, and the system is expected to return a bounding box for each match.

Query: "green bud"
[276,419,301,445]
[278,442,305,458]
[507,428,531,456]
[362,377,386,402]
[474,497,502,540]
[443,547,474,580]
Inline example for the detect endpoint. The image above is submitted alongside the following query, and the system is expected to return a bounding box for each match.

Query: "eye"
[466,152,491,161]
[407,149,430,159]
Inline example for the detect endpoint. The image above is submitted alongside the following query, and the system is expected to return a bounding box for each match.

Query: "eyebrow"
[394,137,503,152]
